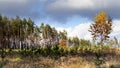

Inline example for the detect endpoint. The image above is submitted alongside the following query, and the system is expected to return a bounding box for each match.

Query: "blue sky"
[0,0,120,40]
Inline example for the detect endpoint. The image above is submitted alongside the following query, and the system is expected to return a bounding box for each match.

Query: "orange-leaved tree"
[59,30,67,46]
[59,40,67,46]
[89,11,112,45]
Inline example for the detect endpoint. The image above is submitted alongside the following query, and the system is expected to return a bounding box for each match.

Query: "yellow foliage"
[94,11,106,24]
[89,11,112,45]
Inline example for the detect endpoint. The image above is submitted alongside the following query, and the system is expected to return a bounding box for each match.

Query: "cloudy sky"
[0,0,120,40]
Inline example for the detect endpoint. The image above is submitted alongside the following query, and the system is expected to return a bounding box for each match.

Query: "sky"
[0,0,120,40]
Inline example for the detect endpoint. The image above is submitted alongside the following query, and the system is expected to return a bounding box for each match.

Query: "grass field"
[0,45,120,68]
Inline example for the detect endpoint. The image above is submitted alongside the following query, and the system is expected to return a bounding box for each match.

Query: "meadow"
[0,45,120,68]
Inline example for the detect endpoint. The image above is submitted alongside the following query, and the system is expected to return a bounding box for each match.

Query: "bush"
[94,52,105,67]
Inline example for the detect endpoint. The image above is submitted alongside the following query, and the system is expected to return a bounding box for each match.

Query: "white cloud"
[56,20,120,40]
[47,0,94,10]
[110,20,120,38]
[56,22,92,40]
[0,0,120,23]
[66,22,92,40]
[47,0,120,10]
[46,0,120,19]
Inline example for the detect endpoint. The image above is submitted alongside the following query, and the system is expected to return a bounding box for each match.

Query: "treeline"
[0,14,62,49]
[0,14,89,50]
[0,11,120,51]
[0,15,40,49]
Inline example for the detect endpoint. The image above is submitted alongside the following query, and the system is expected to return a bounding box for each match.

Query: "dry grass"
[57,57,96,68]
[1,55,119,68]
[1,48,120,68]
[2,56,96,68]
